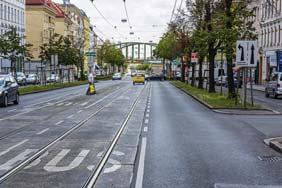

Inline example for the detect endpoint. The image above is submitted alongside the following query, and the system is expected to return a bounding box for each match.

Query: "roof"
[26,0,68,18]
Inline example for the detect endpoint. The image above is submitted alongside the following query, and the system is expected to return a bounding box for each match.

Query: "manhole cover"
[258,156,282,162]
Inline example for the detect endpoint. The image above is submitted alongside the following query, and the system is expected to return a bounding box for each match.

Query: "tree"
[0,28,32,76]
[221,0,256,98]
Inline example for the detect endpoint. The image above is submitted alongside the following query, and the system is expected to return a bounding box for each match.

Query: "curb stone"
[170,82,281,116]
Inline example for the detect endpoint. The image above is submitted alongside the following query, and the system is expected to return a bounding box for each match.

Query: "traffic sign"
[85,52,96,57]
[191,52,198,63]
[236,41,258,67]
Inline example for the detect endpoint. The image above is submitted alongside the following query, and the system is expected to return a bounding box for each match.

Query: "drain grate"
[258,156,282,162]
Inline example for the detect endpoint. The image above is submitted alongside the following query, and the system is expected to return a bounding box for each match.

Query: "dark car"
[0,74,20,107]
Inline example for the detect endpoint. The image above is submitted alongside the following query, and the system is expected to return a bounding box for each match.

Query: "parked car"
[47,74,60,83]
[176,71,181,80]
[215,76,228,86]
[16,72,27,86]
[112,73,122,80]
[145,74,150,81]
[26,74,39,85]
[0,74,20,107]
[265,72,282,98]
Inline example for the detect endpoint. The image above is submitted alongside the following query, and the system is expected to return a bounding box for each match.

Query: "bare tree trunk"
[198,56,204,89]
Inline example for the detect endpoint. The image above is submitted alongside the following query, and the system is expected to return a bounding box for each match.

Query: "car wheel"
[14,93,19,105]
[265,91,269,98]
[1,95,8,107]
[274,93,278,99]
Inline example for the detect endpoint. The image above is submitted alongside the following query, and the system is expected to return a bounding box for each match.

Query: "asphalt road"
[0,77,149,188]
[1,80,282,188]
[135,82,282,188]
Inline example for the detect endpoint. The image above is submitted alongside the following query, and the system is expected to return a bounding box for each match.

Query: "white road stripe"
[56,103,64,106]
[146,109,150,113]
[135,137,147,188]
[145,113,149,118]
[144,119,149,124]
[65,102,73,106]
[66,115,74,119]
[80,102,88,106]
[55,121,64,125]
[77,110,83,113]
[143,127,148,132]
[0,139,29,157]
[36,128,49,135]
[147,106,150,109]
[8,109,17,112]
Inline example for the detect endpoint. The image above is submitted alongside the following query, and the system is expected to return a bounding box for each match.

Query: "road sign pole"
[243,68,247,108]
[250,67,254,107]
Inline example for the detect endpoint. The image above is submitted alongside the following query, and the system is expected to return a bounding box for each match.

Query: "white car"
[112,73,122,80]
[47,74,60,83]
[26,74,39,85]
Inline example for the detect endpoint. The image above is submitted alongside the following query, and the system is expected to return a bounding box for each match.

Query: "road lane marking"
[78,110,83,113]
[8,109,17,112]
[145,113,149,118]
[0,139,29,157]
[65,102,73,106]
[85,87,124,109]
[55,121,64,125]
[44,149,90,172]
[56,103,64,106]
[135,137,147,188]
[66,115,74,119]
[147,106,150,109]
[144,119,149,124]
[143,127,148,132]
[80,102,88,106]
[146,109,150,113]
[0,149,38,170]
[36,128,49,135]
[24,152,49,169]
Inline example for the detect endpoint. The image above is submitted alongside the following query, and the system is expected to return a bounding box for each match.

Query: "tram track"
[0,85,131,184]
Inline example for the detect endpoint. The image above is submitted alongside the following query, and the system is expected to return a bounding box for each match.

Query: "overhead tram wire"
[89,1,124,39]
[169,0,178,23]
[122,0,132,30]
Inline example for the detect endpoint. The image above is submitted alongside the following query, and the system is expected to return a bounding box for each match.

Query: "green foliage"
[154,32,180,61]
[97,41,125,68]
[0,27,33,64]
[136,64,150,71]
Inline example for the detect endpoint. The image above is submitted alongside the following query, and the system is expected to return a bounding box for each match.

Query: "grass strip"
[170,81,261,109]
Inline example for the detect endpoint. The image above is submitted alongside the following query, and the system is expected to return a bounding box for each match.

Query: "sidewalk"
[247,84,265,92]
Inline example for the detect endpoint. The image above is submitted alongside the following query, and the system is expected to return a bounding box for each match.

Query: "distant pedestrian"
[86,72,95,95]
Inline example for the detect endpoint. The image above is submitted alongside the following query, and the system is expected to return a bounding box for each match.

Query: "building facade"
[259,0,282,84]
[0,0,25,72]
[25,0,56,63]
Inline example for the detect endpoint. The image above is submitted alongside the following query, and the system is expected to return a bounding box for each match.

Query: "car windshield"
[0,77,4,86]
[27,74,35,78]
[114,73,120,76]
[17,73,24,77]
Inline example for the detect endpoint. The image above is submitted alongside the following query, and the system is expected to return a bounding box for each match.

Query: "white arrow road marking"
[44,149,90,172]
[0,139,29,157]
[95,151,125,174]
[24,152,49,169]
[0,149,37,170]
[36,128,49,135]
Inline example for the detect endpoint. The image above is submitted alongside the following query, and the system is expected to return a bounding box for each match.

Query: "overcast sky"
[53,0,182,44]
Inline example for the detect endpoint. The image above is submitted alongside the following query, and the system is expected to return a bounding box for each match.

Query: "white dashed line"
[55,121,64,125]
[8,109,17,112]
[65,102,73,106]
[143,127,148,132]
[0,139,29,157]
[145,113,149,118]
[147,106,150,109]
[77,110,83,113]
[135,137,147,188]
[36,128,49,135]
[56,103,64,106]
[66,115,74,119]
[80,102,88,106]
[144,119,149,124]
[146,109,150,113]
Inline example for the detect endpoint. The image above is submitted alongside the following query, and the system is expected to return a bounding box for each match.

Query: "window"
[0,4,2,19]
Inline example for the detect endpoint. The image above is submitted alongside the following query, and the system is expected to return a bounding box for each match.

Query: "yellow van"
[132,73,145,85]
